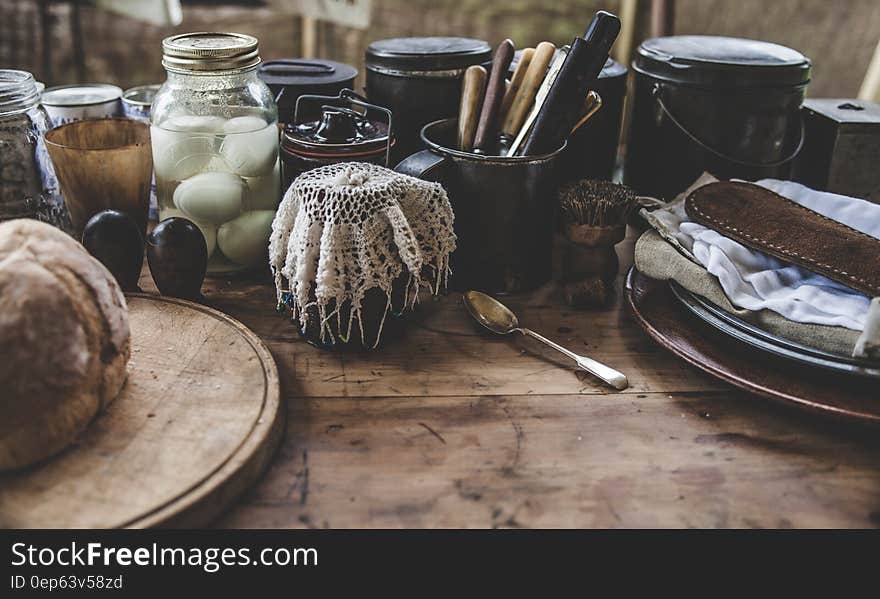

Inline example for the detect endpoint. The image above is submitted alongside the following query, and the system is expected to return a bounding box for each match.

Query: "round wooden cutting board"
[0,294,284,528]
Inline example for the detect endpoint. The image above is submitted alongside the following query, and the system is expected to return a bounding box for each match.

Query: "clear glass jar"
[151,33,280,274]
[0,69,69,230]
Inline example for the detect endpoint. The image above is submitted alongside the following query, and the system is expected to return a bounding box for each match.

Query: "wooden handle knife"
[499,47,534,125]
[507,47,568,156]
[501,41,556,139]
[457,65,487,152]
[474,39,515,152]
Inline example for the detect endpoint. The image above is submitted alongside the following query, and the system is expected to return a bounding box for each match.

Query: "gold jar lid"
[161,32,260,74]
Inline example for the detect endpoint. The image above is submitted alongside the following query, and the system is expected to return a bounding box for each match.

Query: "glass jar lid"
[162,32,261,74]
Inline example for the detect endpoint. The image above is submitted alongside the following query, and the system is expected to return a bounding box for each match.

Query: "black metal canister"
[258,58,358,124]
[281,90,394,190]
[563,58,626,182]
[396,118,565,294]
[624,36,811,200]
[365,37,492,161]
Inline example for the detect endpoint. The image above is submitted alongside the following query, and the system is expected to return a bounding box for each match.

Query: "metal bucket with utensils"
[395,117,565,294]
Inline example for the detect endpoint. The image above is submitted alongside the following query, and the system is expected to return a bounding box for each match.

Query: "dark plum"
[147,217,207,301]
[81,210,144,291]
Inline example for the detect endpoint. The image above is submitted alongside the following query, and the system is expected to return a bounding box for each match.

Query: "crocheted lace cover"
[269,162,456,345]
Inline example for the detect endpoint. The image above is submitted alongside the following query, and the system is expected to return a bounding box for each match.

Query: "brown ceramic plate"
[625,268,880,426]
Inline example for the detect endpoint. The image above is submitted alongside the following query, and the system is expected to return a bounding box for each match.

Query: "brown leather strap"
[685,181,880,297]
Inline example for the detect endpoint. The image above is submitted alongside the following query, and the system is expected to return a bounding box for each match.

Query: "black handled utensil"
[519,10,621,156]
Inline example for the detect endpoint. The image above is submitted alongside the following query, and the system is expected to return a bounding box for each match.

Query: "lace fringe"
[274,255,453,348]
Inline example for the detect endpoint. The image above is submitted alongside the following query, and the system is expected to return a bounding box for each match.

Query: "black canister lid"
[283,105,392,158]
[509,51,626,80]
[258,58,358,91]
[634,35,811,88]
[365,37,492,72]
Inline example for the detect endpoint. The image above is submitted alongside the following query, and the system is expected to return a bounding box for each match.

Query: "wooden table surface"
[139,232,880,528]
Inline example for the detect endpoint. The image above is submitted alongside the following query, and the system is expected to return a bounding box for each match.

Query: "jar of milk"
[151,32,280,274]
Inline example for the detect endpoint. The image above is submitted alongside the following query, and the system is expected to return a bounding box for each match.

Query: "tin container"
[624,36,811,200]
[564,58,626,182]
[793,98,880,203]
[258,58,357,124]
[121,84,161,122]
[122,84,161,220]
[40,83,123,126]
[366,37,492,162]
[281,89,393,190]
[396,118,565,294]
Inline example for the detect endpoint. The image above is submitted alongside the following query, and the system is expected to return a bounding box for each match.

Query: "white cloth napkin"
[644,175,880,357]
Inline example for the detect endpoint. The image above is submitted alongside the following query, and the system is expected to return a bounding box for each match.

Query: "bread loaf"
[0,219,130,470]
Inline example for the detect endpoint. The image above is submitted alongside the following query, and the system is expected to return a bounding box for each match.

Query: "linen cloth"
[639,174,880,358]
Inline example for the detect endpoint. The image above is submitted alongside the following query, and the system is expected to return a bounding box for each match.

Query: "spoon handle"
[520,328,629,390]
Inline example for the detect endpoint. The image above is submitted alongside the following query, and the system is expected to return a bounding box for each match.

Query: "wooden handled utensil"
[570,91,603,135]
[474,39,515,153]
[457,65,487,152]
[501,41,556,140]
[499,47,534,124]
[507,47,568,156]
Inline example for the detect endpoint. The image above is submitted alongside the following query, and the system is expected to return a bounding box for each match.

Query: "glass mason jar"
[151,33,280,274]
[0,69,69,230]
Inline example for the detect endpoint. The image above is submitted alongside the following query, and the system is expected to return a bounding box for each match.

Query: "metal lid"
[283,105,392,158]
[41,83,123,106]
[258,59,357,89]
[365,37,492,73]
[162,32,260,74]
[600,56,627,79]
[634,35,811,88]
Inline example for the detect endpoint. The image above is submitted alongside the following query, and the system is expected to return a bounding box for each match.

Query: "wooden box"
[793,98,880,203]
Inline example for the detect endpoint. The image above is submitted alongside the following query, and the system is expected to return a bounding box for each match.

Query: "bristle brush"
[558,179,637,308]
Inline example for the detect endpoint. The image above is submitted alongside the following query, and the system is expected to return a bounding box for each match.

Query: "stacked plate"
[626,268,880,425]
[668,282,880,380]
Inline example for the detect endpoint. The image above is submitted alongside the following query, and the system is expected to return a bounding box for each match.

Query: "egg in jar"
[150,32,280,274]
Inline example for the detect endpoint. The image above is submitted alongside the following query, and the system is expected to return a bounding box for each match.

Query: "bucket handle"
[652,83,804,169]
[293,88,394,168]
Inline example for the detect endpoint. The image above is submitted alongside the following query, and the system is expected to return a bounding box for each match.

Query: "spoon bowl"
[462,290,520,334]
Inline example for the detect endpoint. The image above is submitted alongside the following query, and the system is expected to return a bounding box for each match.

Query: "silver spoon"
[462,290,629,390]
